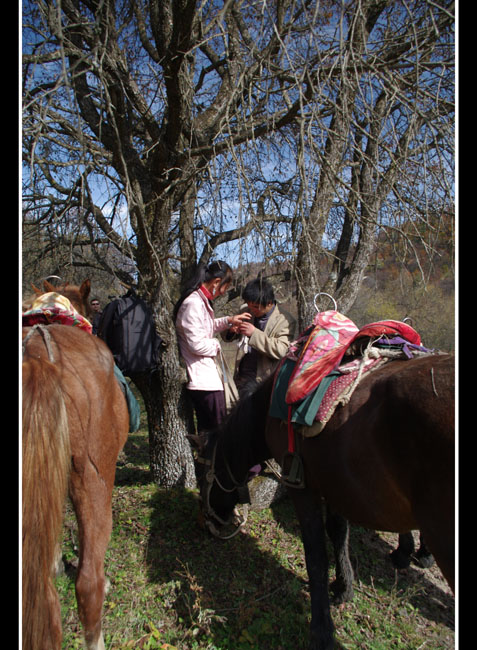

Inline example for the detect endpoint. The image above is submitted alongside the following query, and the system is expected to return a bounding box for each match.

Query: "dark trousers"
[187,389,226,432]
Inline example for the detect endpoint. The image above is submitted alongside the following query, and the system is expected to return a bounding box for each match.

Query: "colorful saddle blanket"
[269,312,425,436]
[22,292,93,334]
[270,353,386,434]
[284,311,421,405]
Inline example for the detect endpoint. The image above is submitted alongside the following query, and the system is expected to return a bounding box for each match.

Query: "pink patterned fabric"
[314,356,386,427]
[285,311,359,404]
[285,312,421,405]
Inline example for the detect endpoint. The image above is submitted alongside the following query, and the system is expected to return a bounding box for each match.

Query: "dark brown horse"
[394,531,434,569]
[195,353,455,650]
[22,280,130,650]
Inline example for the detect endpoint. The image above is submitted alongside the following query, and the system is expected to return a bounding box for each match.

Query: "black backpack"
[97,290,163,376]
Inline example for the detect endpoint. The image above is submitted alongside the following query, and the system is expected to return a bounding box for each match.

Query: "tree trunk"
[131,198,198,488]
[130,332,196,488]
[294,0,390,327]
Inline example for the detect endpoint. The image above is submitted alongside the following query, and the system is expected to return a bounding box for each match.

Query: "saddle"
[269,311,431,487]
[270,311,427,436]
[285,310,421,404]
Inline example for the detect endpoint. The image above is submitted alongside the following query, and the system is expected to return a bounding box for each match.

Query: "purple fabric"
[188,389,226,432]
[248,464,261,478]
[376,335,433,359]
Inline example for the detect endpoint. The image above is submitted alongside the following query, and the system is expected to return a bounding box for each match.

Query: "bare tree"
[22,0,454,485]
[275,0,454,326]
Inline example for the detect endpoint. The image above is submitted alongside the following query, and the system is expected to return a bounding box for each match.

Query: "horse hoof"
[330,580,354,604]
[332,590,354,605]
[85,631,105,650]
[390,549,411,569]
[309,624,335,650]
[416,552,435,569]
[309,640,335,650]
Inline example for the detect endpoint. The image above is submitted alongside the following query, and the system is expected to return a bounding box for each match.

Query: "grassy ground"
[57,406,455,650]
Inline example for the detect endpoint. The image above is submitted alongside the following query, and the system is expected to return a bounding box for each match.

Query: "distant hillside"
[223,216,455,352]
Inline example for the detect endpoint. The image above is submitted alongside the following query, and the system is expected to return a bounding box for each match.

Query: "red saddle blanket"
[22,292,93,334]
[285,311,421,405]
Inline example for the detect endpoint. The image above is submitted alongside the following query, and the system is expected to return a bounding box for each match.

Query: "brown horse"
[195,352,455,650]
[22,280,130,650]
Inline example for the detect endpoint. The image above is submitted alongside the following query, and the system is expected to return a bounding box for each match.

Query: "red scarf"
[199,284,214,301]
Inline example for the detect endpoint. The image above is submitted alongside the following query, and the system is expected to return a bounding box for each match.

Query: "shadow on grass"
[143,490,454,650]
[115,431,152,486]
[113,426,453,648]
[347,525,455,629]
[270,498,455,630]
[145,488,311,650]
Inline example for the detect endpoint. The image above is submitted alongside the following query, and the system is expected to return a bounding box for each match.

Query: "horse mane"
[210,378,273,473]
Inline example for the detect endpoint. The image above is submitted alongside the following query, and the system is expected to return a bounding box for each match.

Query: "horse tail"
[22,355,71,650]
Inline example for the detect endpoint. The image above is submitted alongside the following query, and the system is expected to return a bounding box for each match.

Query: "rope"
[333,341,433,407]
[200,443,249,540]
[430,367,439,397]
[338,339,378,406]
[22,324,55,362]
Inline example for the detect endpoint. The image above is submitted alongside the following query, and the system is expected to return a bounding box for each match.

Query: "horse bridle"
[196,439,250,540]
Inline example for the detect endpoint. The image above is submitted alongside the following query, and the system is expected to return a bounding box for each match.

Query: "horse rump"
[22,355,71,650]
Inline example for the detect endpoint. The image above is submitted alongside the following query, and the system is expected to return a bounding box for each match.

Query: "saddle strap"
[287,405,295,453]
[22,324,55,362]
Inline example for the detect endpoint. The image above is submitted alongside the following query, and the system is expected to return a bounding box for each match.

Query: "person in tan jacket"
[224,277,296,397]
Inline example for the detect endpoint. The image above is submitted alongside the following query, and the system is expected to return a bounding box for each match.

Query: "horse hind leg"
[74,512,111,649]
[70,470,114,650]
[325,505,354,603]
[419,522,454,592]
[415,533,435,568]
[391,532,415,569]
[391,532,435,570]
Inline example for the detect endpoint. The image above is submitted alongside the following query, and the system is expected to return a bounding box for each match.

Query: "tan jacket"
[225,303,297,384]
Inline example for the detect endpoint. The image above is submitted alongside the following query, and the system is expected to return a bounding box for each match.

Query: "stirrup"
[280,451,305,488]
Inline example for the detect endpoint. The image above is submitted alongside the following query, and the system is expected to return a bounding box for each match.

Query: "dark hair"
[242,277,275,307]
[173,261,233,321]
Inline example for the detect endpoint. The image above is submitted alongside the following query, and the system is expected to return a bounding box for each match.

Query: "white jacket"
[175,289,230,391]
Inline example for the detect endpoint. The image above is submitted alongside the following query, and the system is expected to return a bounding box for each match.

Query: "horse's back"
[379,352,454,434]
[23,323,114,371]
[22,325,129,471]
[324,352,454,442]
